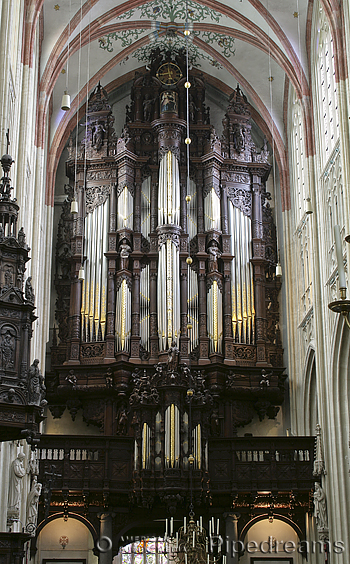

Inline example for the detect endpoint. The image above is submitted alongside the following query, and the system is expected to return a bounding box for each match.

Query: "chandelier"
[163,513,226,564]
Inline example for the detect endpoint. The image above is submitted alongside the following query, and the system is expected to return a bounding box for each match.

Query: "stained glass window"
[119,537,170,564]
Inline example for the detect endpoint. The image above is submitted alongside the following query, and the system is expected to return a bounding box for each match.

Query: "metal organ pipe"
[141,177,151,241]
[140,264,150,351]
[82,199,109,342]
[229,202,254,344]
[204,188,221,231]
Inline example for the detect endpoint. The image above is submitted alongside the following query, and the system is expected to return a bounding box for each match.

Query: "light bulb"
[185,137,191,145]
[185,81,191,89]
[184,29,191,36]
[185,195,191,203]
[186,257,193,265]
[70,199,78,214]
[61,89,71,111]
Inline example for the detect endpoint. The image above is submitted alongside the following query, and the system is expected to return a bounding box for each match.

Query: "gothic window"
[290,94,307,222]
[314,8,339,163]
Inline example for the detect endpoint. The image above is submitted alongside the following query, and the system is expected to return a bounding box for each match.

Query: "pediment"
[0,286,24,305]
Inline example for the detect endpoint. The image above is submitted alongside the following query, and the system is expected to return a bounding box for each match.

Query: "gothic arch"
[302,346,317,435]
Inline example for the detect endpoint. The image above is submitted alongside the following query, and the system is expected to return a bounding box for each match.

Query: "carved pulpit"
[0,153,44,442]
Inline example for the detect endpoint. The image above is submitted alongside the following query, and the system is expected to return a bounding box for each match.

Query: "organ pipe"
[192,424,201,469]
[141,177,151,240]
[187,179,197,239]
[158,240,180,350]
[115,279,131,351]
[82,199,109,342]
[204,188,221,231]
[140,265,150,350]
[117,185,133,230]
[207,280,223,353]
[229,202,254,344]
[158,151,180,226]
[187,266,199,351]
[142,422,151,470]
[165,404,180,468]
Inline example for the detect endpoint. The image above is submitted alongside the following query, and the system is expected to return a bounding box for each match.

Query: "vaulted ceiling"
[37,0,316,207]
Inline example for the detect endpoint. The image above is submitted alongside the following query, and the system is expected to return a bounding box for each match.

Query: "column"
[67,176,84,364]
[130,261,141,361]
[105,184,117,361]
[198,264,209,364]
[150,170,158,233]
[225,513,241,564]
[98,513,114,564]
[250,173,267,366]
[149,260,158,362]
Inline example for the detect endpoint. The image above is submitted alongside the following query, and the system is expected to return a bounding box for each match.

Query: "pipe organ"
[50,53,284,500]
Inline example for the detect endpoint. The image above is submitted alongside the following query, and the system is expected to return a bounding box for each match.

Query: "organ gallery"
[37,50,314,549]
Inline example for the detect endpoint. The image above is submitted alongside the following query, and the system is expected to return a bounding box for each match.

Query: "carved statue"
[314,483,327,529]
[189,94,198,123]
[119,239,131,270]
[211,409,220,436]
[65,370,77,387]
[208,241,221,272]
[125,104,132,123]
[105,368,113,388]
[143,94,155,122]
[203,105,210,125]
[26,476,42,525]
[260,369,272,388]
[92,122,106,150]
[18,227,26,246]
[167,340,179,372]
[116,407,128,435]
[1,328,15,369]
[233,124,244,153]
[28,359,46,405]
[25,276,35,303]
[8,452,26,511]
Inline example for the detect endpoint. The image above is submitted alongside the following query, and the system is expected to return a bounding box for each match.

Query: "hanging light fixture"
[78,265,85,280]
[276,261,282,278]
[61,1,72,110]
[70,198,78,214]
[305,196,313,215]
[61,89,71,111]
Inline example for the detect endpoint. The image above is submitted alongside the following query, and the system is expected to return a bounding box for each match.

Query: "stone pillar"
[98,513,114,564]
[225,513,241,564]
